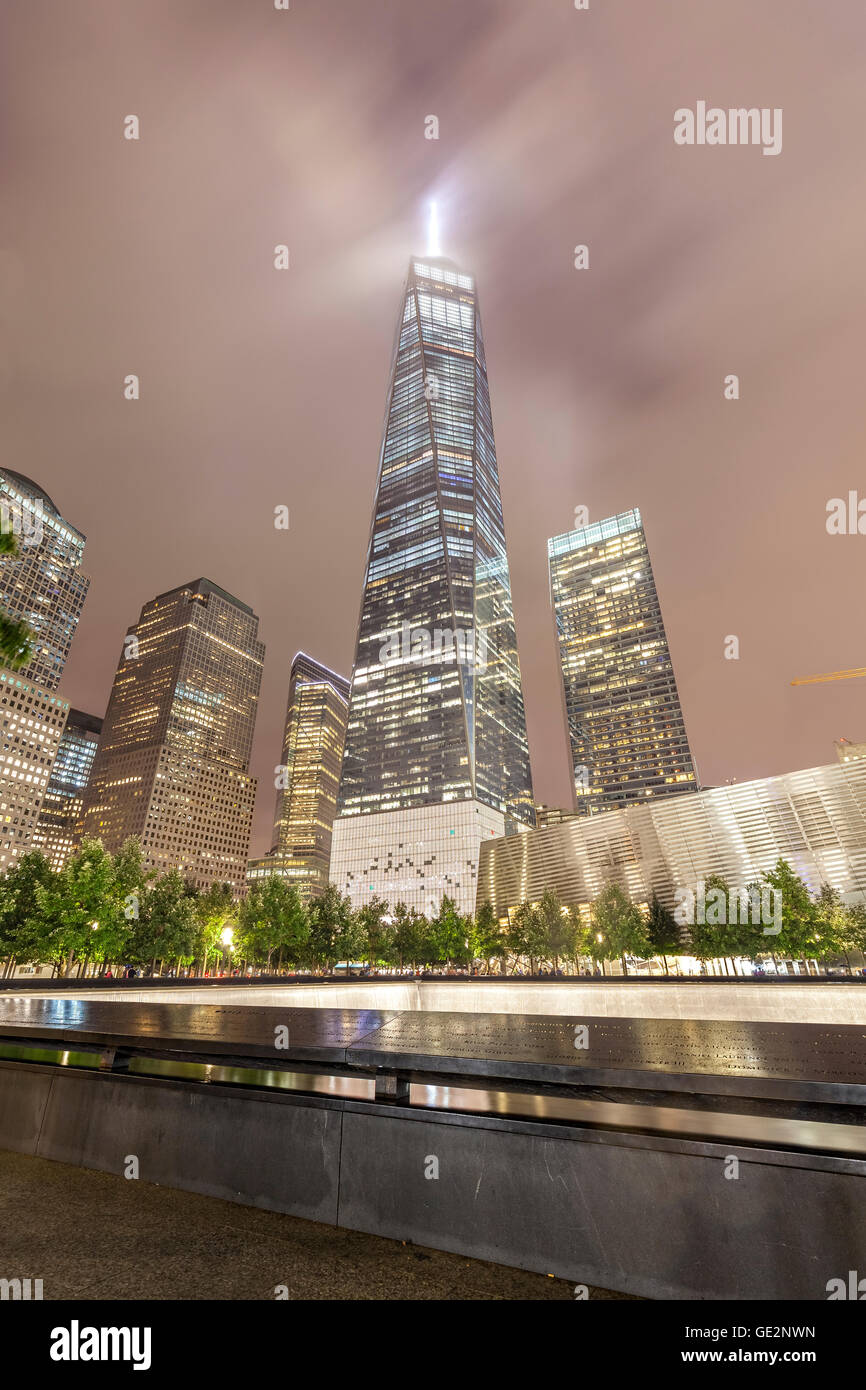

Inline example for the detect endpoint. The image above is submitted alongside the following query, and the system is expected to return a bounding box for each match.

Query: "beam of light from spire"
[427,200,441,257]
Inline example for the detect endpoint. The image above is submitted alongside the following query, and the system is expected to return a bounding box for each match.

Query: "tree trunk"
[621,953,628,977]
[662,954,669,976]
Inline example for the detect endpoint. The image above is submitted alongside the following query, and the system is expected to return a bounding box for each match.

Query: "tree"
[646,894,681,975]
[0,850,55,977]
[812,884,852,971]
[356,895,392,970]
[590,882,649,976]
[391,901,428,970]
[507,901,539,973]
[307,883,354,972]
[132,870,197,974]
[686,873,736,974]
[430,896,470,967]
[469,899,503,973]
[194,882,235,975]
[760,859,818,971]
[535,887,575,971]
[37,839,123,976]
[237,876,309,972]
[565,906,594,972]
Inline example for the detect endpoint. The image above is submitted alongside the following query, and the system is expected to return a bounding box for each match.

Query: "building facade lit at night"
[0,472,91,871]
[247,652,350,901]
[478,757,866,922]
[330,250,534,914]
[548,508,698,817]
[0,470,90,693]
[32,709,103,870]
[81,578,264,890]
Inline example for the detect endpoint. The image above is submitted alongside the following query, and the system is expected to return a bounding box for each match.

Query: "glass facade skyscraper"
[0,472,90,871]
[548,508,697,816]
[247,652,350,901]
[0,470,90,692]
[82,579,264,890]
[32,709,102,869]
[331,255,534,914]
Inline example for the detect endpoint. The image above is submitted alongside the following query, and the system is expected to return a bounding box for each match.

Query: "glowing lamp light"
[220,926,234,948]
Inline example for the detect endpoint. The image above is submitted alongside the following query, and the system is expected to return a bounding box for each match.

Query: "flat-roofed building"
[478,758,866,920]
[548,508,697,817]
[247,652,350,901]
[32,709,102,869]
[0,472,90,871]
[82,579,264,891]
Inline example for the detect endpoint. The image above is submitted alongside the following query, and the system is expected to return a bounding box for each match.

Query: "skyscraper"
[0,470,90,691]
[0,472,90,871]
[247,652,350,901]
[82,579,264,890]
[330,250,534,915]
[548,508,698,817]
[32,709,102,869]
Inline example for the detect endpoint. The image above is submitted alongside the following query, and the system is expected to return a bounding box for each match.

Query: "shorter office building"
[548,509,698,816]
[534,804,579,831]
[0,671,70,873]
[331,800,507,916]
[835,737,866,764]
[32,709,102,869]
[247,654,350,901]
[478,757,866,920]
[82,579,264,891]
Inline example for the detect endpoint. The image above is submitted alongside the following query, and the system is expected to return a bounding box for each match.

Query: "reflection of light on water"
[10,981,866,1027]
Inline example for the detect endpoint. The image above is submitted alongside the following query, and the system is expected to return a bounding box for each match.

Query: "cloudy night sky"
[3,0,866,854]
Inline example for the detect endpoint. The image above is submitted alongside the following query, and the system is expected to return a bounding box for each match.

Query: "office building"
[0,472,90,870]
[330,249,534,914]
[82,579,264,890]
[247,652,349,900]
[0,470,90,692]
[548,508,697,816]
[32,709,102,869]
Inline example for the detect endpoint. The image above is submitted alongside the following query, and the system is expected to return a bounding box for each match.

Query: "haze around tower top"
[427,200,441,257]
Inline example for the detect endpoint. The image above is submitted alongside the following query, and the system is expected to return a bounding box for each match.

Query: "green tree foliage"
[0,851,55,975]
[468,899,503,973]
[307,883,355,972]
[429,896,471,967]
[194,881,235,974]
[237,876,309,971]
[536,887,576,969]
[646,893,681,974]
[391,901,429,969]
[590,881,649,976]
[355,895,392,968]
[130,870,197,972]
[4,836,866,982]
[760,858,818,967]
[37,839,126,976]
